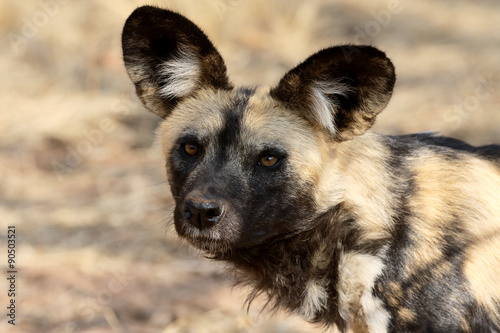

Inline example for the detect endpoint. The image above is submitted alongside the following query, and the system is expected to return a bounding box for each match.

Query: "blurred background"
[0,0,499,332]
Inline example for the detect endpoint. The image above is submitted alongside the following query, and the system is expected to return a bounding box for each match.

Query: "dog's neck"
[211,206,359,328]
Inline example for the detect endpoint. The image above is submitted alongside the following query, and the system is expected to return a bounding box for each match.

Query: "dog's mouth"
[173,195,292,254]
[177,224,235,254]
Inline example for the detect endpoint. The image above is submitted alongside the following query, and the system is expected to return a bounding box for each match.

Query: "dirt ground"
[0,0,499,332]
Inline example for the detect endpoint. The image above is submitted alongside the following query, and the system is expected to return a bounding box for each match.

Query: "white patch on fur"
[338,134,396,242]
[337,251,390,333]
[158,47,200,99]
[309,80,351,134]
[298,279,328,321]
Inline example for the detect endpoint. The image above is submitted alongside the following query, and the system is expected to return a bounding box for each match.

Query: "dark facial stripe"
[216,87,256,152]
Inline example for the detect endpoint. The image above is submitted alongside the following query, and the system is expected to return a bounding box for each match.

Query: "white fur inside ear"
[158,47,200,99]
[309,80,351,134]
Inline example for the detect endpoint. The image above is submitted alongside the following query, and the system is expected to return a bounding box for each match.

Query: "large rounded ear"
[270,45,395,141]
[122,6,232,119]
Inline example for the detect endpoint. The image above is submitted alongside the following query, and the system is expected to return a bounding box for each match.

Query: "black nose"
[182,197,224,230]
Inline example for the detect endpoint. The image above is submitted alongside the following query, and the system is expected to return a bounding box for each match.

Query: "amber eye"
[183,143,198,156]
[260,156,279,167]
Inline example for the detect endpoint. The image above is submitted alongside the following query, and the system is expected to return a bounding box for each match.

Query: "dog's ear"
[122,6,232,119]
[270,45,395,141]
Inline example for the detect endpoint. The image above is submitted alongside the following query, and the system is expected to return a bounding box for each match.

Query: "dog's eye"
[183,143,199,156]
[259,156,279,168]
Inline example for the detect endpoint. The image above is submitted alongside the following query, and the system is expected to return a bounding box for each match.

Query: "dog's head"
[122,6,395,254]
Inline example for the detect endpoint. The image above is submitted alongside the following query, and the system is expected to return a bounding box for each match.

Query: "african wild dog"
[122,6,500,332]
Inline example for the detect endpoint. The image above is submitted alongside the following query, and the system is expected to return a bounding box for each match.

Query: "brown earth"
[0,0,499,332]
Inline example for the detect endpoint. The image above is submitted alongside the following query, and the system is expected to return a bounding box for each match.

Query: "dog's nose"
[182,197,224,230]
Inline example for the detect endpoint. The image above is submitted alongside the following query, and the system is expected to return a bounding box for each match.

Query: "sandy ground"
[0,0,499,332]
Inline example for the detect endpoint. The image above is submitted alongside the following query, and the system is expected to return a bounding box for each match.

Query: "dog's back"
[346,132,500,331]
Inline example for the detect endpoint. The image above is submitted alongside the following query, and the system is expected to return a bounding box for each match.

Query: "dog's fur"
[122,6,500,332]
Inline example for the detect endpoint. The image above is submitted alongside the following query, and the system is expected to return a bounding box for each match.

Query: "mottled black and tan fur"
[122,6,500,332]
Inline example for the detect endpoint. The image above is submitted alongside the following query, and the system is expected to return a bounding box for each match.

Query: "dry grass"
[0,0,499,332]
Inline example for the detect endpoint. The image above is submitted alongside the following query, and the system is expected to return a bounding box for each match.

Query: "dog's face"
[160,87,326,252]
[122,6,395,255]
